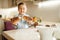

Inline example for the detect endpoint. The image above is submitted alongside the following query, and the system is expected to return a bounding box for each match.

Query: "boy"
[12,2,32,29]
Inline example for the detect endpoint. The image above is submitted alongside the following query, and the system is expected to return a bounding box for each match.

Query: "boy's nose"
[21,9,24,12]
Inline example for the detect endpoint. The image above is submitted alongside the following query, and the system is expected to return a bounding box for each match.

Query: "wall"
[2,0,8,8]
[0,0,3,8]
[0,0,12,8]
[26,1,60,22]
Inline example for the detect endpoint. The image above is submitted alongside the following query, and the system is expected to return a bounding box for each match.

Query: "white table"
[36,26,56,40]
[2,28,40,40]
[36,21,59,40]
[54,28,60,39]
[39,21,60,40]
[2,21,60,40]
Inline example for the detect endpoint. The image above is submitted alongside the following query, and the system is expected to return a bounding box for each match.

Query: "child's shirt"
[16,13,29,29]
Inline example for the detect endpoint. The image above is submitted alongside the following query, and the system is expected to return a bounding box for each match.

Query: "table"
[36,26,56,40]
[36,21,57,40]
[38,21,60,40]
[2,21,60,40]
[2,28,40,40]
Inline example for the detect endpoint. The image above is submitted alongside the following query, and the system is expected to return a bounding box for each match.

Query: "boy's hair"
[18,2,25,8]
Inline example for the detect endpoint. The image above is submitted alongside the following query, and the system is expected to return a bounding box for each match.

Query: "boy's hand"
[23,16,33,24]
[26,17,34,25]
[11,17,20,25]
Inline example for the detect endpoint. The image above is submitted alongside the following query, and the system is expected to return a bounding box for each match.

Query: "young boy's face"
[18,4,27,15]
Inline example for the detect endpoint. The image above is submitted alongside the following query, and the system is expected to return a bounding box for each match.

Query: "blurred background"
[0,0,60,22]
